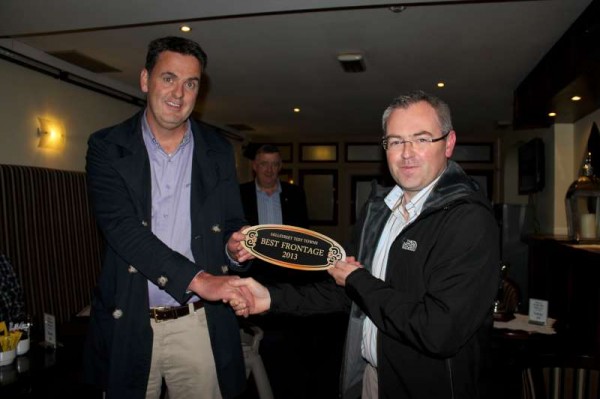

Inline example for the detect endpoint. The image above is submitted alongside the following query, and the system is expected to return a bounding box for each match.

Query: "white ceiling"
[0,0,593,140]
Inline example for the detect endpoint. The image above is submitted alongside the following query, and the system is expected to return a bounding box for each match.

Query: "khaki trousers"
[362,363,378,399]
[146,305,222,399]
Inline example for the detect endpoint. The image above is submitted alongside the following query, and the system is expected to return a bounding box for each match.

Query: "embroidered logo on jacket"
[402,239,417,252]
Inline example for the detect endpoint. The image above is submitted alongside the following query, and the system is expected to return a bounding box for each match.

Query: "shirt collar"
[141,110,192,156]
[255,180,282,195]
[384,171,444,218]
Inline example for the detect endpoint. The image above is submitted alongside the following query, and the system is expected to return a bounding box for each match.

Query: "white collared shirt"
[361,175,441,367]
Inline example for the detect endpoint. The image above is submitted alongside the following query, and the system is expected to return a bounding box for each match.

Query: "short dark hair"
[145,36,207,74]
[382,90,453,134]
[254,144,281,158]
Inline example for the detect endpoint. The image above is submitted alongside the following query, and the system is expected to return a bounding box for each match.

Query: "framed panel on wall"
[278,168,294,184]
[272,143,293,162]
[452,143,493,163]
[465,170,494,201]
[300,143,338,162]
[350,175,385,224]
[345,143,384,162]
[299,169,338,225]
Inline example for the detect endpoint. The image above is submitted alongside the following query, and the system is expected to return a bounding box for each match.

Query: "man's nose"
[173,83,185,98]
[401,142,415,157]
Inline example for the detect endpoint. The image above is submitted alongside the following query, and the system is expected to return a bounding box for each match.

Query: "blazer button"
[157,275,168,287]
[128,265,138,273]
[221,265,229,274]
[211,224,221,233]
[141,220,148,227]
[112,309,123,319]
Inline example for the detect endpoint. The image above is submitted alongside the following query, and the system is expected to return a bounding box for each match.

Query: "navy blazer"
[84,111,248,399]
[239,180,309,228]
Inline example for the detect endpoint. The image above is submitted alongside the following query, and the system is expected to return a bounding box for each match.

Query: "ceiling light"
[337,53,365,73]
[389,6,407,13]
[548,112,557,117]
[293,108,301,113]
[437,82,445,88]
[571,95,582,101]
[180,25,191,32]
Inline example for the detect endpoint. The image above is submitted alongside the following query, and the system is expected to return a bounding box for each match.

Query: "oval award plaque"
[241,224,346,271]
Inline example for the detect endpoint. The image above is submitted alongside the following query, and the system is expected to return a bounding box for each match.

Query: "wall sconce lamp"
[37,117,65,149]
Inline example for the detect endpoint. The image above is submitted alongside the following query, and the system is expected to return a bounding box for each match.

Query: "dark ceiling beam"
[0,0,544,39]
[513,0,600,129]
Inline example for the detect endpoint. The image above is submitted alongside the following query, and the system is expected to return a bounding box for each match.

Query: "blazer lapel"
[108,113,152,217]
[190,120,218,210]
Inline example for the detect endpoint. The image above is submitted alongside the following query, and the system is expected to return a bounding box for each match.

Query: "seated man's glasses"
[382,131,450,151]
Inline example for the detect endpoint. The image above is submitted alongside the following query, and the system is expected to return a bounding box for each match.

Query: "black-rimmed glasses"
[381,131,450,151]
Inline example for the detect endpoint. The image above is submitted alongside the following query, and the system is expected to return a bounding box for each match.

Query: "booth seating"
[0,164,104,329]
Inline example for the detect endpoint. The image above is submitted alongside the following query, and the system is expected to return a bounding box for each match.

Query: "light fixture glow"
[180,25,191,32]
[337,53,365,73]
[548,112,557,117]
[37,117,65,149]
[571,95,582,101]
[293,108,301,113]
[437,82,445,88]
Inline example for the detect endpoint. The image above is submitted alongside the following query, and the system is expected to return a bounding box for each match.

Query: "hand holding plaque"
[241,224,346,271]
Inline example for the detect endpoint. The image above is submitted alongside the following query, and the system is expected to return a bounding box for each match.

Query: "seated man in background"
[239,144,310,283]
[0,252,26,324]
[238,144,347,399]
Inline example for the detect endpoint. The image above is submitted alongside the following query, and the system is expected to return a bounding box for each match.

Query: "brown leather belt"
[149,301,204,322]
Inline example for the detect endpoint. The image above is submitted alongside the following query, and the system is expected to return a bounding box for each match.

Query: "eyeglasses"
[381,131,450,151]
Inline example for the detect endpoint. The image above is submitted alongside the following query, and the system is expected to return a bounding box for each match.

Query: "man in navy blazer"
[84,37,252,399]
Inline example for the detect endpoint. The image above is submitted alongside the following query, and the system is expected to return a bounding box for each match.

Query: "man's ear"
[444,130,457,158]
[140,69,149,93]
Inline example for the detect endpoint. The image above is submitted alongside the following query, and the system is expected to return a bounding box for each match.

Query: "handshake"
[190,254,361,318]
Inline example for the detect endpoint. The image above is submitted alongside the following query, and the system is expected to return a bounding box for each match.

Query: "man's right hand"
[229,278,271,316]
[188,272,250,316]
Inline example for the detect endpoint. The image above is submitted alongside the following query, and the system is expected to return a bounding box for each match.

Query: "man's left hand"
[328,256,362,287]
[226,226,255,263]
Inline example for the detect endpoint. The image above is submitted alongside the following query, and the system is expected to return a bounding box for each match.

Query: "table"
[0,341,101,398]
[494,313,556,336]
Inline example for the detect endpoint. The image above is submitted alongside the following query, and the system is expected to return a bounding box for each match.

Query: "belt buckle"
[151,306,168,323]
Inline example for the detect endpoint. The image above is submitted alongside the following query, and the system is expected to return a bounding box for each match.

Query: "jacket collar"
[423,160,486,211]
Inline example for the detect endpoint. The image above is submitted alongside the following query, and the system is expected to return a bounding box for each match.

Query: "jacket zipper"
[447,358,455,399]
